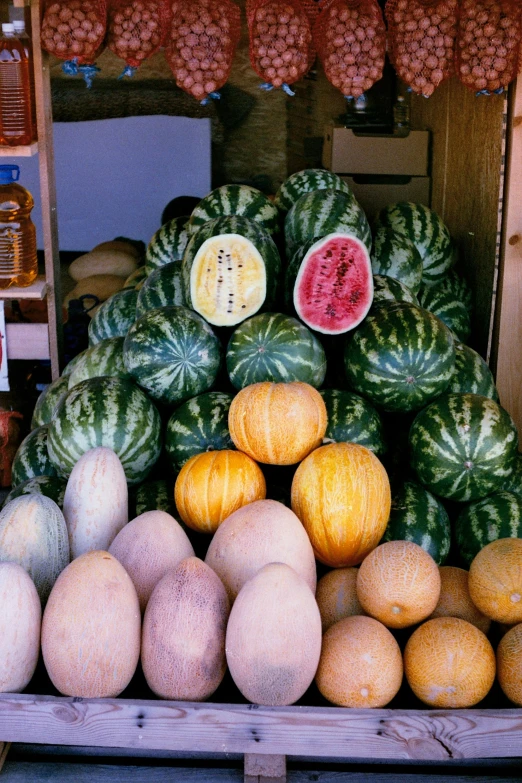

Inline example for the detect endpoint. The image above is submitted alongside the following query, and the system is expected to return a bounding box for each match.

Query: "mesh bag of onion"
[165,0,241,103]
[107,0,170,77]
[313,0,386,99]
[41,0,107,70]
[455,0,522,95]
[385,0,458,98]
[248,0,314,93]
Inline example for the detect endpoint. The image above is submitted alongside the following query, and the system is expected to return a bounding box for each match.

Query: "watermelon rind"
[371,226,423,294]
[3,475,67,509]
[418,278,471,343]
[68,337,130,389]
[501,453,522,496]
[145,215,190,276]
[188,185,280,236]
[455,489,522,565]
[135,260,185,319]
[448,343,499,401]
[11,425,58,488]
[31,375,70,429]
[372,275,420,306]
[320,388,386,456]
[62,349,88,378]
[88,288,138,346]
[409,392,519,502]
[47,376,162,485]
[274,169,353,213]
[134,479,177,518]
[226,312,326,390]
[123,265,148,290]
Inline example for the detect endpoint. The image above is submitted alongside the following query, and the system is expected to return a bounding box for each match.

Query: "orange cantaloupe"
[316,567,364,632]
[468,538,522,624]
[497,623,522,705]
[0,563,41,693]
[430,566,491,634]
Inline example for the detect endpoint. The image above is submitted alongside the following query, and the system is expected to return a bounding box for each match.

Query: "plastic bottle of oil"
[12,20,36,140]
[0,164,38,289]
[0,22,34,146]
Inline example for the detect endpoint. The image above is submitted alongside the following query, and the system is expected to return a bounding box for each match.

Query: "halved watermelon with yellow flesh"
[292,233,373,335]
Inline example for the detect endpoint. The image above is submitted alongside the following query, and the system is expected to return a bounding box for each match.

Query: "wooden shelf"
[5,323,49,360]
[0,275,47,300]
[0,142,38,157]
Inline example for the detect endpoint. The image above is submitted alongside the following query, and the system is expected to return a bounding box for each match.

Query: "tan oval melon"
[41,550,141,698]
[93,240,142,260]
[108,510,195,612]
[430,566,491,634]
[468,538,522,624]
[316,567,364,632]
[497,623,522,705]
[63,447,128,559]
[0,563,41,692]
[225,562,322,706]
[69,249,138,282]
[66,274,126,304]
[141,556,230,701]
[0,494,70,603]
[204,499,317,601]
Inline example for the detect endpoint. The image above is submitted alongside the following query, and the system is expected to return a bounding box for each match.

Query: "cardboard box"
[323,127,430,176]
[341,176,431,223]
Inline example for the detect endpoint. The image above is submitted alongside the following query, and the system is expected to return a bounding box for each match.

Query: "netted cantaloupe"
[108,510,195,613]
[404,617,496,708]
[497,623,522,705]
[0,563,41,692]
[430,566,491,634]
[468,538,522,624]
[42,551,141,698]
[141,557,230,701]
[357,540,441,628]
[316,568,364,632]
[204,499,317,602]
[225,563,322,706]
[315,615,403,708]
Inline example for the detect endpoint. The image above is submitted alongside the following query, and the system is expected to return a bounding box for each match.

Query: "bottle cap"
[2,23,15,34]
[0,165,20,185]
[12,21,25,32]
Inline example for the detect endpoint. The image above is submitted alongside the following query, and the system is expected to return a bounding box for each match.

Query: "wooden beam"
[244,753,286,783]
[0,743,11,774]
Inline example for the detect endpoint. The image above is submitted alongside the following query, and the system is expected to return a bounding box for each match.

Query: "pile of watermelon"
[12,169,521,572]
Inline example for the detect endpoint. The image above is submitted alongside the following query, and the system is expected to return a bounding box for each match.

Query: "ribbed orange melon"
[469,538,522,624]
[228,381,327,465]
[291,442,390,568]
[404,616,496,708]
[174,449,266,533]
[497,623,522,705]
[357,540,441,628]
[430,566,491,634]
[316,567,364,632]
[315,615,403,708]
[0,563,41,693]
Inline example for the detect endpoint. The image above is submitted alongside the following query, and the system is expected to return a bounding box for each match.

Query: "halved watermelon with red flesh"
[292,233,373,335]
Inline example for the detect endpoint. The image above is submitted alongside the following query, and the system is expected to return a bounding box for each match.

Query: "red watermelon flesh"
[293,233,373,335]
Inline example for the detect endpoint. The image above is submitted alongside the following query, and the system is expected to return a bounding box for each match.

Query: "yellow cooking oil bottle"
[0,164,37,289]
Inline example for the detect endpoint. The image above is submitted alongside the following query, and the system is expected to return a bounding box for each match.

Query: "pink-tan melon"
[0,562,41,693]
[497,623,522,705]
[108,510,195,612]
[41,550,141,698]
[141,556,230,701]
[316,567,364,632]
[225,562,322,706]
[430,565,491,634]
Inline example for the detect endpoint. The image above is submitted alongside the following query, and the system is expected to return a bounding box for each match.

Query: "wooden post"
[0,743,11,774]
[244,753,286,783]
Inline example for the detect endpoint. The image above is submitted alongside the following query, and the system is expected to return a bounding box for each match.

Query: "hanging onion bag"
[41,0,107,84]
[107,0,170,77]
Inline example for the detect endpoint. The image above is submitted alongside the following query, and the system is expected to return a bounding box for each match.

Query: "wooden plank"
[5,323,49,360]
[0,143,38,157]
[1,696,522,760]
[0,743,11,773]
[0,761,243,782]
[0,277,47,300]
[244,753,286,783]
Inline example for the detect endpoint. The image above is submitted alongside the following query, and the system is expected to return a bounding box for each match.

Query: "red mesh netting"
[0,411,22,489]
[41,0,107,64]
[455,0,522,94]
[107,0,170,73]
[385,0,458,98]
[165,0,241,102]
[248,0,315,90]
[313,0,386,98]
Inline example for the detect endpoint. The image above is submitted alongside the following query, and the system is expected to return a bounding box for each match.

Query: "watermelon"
[344,302,456,412]
[88,289,138,346]
[188,185,280,236]
[373,202,454,285]
[47,377,162,485]
[372,275,420,306]
[145,216,190,276]
[182,216,282,328]
[123,266,148,290]
[284,189,371,259]
[226,312,326,390]
[31,376,70,429]
[3,475,67,509]
[68,337,130,389]
[135,261,185,319]
[62,349,88,378]
[320,389,386,456]
[501,453,522,496]
[418,278,471,343]
[371,226,423,294]
[274,169,353,213]
[383,480,451,565]
[455,490,522,565]
[409,392,519,502]
[123,306,222,406]
[165,391,235,472]
[448,343,499,401]
[11,426,57,487]
[134,479,176,517]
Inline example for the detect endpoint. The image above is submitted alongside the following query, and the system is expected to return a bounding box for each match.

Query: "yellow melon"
[497,623,522,705]
[316,567,364,632]
[468,538,522,624]
[315,615,403,708]
[430,566,491,634]
[69,249,138,282]
[356,540,441,628]
[0,563,41,693]
[404,616,496,708]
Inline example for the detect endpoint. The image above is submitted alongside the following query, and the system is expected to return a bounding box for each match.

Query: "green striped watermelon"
[47,376,162,485]
[274,169,353,213]
[123,306,222,406]
[409,393,519,502]
[182,216,282,328]
[373,202,455,285]
[31,376,70,429]
[3,475,67,509]
[371,226,423,294]
[134,479,176,517]
[226,312,326,390]
[68,337,130,389]
[88,289,138,346]
[439,269,473,313]
[501,453,522,496]
[320,389,386,456]
[165,391,235,472]
[11,425,58,487]
[145,216,190,276]
[62,349,88,378]
[123,265,148,290]
[372,275,420,306]
[383,480,451,564]
[418,278,471,343]
[448,343,499,401]
[455,490,522,565]
[344,302,456,412]
[135,261,185,319]
[188,185,280,236]
[284,189,371,259]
